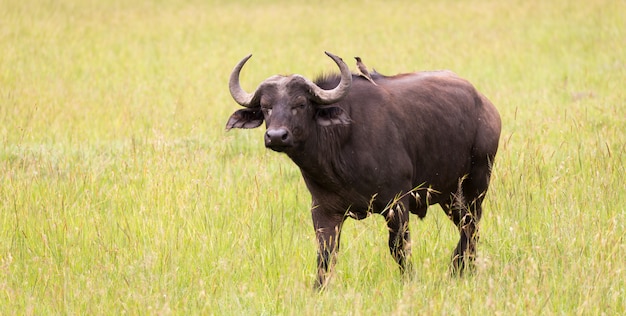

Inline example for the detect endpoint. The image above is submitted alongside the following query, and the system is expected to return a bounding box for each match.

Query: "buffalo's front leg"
[312,209,344,290]
[385,199,413,277]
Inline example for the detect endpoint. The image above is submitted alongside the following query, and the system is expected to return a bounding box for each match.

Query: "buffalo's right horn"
[305,52,353,105]
[228,54,255,107]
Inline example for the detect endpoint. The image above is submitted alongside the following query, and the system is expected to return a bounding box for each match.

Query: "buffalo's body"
[226,52,501,289]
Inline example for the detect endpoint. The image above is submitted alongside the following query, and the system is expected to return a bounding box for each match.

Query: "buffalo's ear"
[226,108,264,130]
[315,106,352,126]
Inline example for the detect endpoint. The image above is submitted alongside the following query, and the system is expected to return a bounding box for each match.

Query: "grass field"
[1,0,625,314]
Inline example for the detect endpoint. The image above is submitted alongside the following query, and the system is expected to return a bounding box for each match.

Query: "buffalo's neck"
[286,125,353,192]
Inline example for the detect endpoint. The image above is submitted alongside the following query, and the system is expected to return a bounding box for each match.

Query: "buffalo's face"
[259,79,312,152]
[226,52,353,153]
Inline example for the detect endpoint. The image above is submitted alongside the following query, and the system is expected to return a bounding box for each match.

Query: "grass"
[1,0,625,314]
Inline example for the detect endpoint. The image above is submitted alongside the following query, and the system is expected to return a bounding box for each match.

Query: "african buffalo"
[226,52,501,289]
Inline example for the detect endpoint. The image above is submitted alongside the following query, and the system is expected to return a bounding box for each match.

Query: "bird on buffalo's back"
[355,56,378,86]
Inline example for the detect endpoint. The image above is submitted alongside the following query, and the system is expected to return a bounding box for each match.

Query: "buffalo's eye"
[291,103,306,115]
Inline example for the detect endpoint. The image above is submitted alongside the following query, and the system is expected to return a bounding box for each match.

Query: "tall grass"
[1,0,625,314]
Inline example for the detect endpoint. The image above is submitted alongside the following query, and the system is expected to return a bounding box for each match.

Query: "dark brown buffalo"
[226,52,501,289]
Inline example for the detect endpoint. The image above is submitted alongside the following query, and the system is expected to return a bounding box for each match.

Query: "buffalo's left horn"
[228,54,255,107]
[306,52,353,105]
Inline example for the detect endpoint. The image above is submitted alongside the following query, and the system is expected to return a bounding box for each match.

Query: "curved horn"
[228,54,255,107]
[307,52,353,105]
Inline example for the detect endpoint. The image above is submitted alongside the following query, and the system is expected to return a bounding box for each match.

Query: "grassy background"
[1,0,625,314]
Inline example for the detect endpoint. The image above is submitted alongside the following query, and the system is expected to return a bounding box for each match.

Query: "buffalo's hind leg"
[446,196,481,276]
[446,158,493,276]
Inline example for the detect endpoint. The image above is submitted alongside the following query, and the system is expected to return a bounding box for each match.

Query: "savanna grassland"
[1,0,625,314]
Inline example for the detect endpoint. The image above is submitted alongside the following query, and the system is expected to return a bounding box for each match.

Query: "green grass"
[1,0,625,314]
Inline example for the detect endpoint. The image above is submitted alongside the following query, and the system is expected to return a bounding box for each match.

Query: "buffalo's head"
[226,52,353,152]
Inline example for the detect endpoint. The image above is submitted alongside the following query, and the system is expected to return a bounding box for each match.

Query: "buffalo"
[226,52,501,289]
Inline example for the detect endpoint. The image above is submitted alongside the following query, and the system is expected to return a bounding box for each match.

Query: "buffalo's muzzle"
[265,128,293,151]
